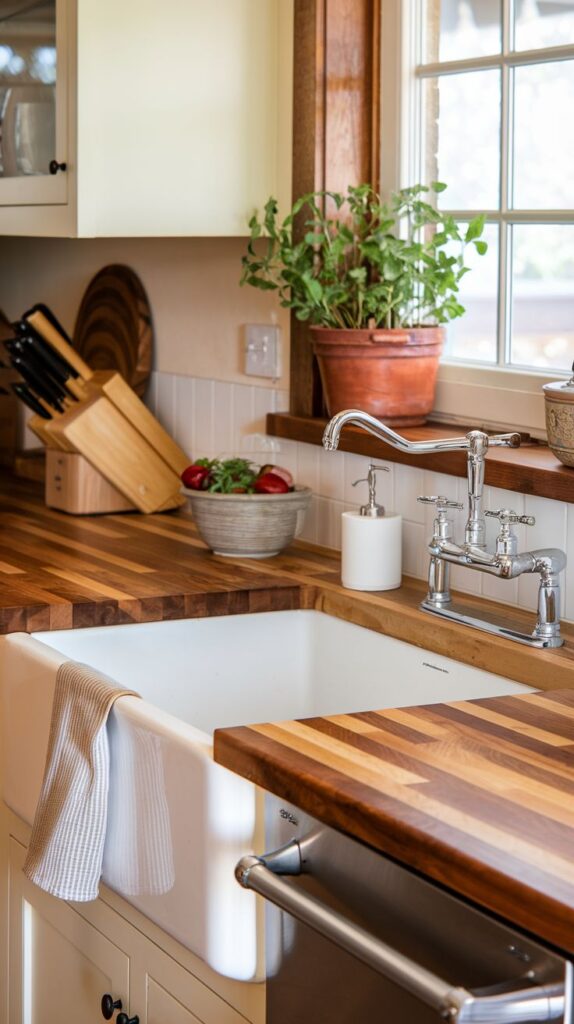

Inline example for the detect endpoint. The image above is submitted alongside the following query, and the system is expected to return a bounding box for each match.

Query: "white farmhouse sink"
[0,610,532,982]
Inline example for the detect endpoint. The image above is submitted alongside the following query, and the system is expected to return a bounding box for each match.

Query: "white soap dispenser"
[341,464,402,591]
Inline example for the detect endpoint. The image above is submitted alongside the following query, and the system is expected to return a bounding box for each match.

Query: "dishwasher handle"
[236,842,565,1024]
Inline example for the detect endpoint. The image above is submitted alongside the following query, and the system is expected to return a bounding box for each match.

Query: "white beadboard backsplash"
[149,371,574,624]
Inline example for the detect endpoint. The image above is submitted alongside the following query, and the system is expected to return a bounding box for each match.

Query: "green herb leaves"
[207,458,259,494]
[240,183,487,330]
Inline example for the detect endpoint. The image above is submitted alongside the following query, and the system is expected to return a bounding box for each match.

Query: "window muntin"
[415,0,574,373]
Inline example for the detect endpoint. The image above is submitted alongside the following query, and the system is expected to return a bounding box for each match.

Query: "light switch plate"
[244,324,281,378]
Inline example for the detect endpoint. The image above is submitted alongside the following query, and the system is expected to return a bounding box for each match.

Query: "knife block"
[20,308,189,514]
[45,451,136,515]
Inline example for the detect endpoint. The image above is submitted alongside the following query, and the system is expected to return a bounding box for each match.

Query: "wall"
[0,237,289,385]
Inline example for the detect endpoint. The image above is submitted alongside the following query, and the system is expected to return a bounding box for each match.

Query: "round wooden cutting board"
[73,265,153,397]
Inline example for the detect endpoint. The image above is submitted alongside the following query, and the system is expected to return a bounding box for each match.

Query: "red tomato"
[181,464,211,490]
[257,464,294,488]
[270,465,293,488]
[254,472,290,494]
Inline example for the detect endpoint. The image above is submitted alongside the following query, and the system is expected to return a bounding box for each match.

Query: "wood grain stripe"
[442,699,574,747]
[252,721,425,787]
[0,560,24,574]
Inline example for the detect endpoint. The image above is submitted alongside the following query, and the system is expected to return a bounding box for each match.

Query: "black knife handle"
[7,335,75,387]
[12,324,79,379]
[11,355,68,401]
[11,383,52,419]
[34,334,78,380]
[11,358,66,412]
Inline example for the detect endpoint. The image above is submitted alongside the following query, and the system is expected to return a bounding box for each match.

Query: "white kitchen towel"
[24,660,140,902]
[103,722,175,897]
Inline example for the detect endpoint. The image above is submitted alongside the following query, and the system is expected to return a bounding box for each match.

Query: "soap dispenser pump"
[354,463,389,517]
[341,463,402,591]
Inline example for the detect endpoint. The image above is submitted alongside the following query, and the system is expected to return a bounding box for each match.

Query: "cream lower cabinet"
[9,840,129,1024]
[7,835,262,1024]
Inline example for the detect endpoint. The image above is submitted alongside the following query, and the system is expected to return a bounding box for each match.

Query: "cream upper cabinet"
[0,0,293,236]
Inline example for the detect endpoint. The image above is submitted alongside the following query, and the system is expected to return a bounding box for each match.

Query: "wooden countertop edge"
[213,725,574,955]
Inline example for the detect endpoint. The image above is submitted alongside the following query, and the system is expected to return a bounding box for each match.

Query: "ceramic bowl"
[181,485,312,558]
[544,381,574,468]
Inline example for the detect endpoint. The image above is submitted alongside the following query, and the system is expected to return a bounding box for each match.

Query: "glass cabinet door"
[0,0,67,205]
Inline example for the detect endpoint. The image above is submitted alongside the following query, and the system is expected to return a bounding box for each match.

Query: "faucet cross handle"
[417,495,463,511]
[485,508,535,527]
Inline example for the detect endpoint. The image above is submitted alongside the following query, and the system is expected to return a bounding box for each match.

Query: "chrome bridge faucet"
[323,409,566,649]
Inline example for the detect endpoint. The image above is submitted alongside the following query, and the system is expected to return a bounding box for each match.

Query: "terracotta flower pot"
[310,325,444,426]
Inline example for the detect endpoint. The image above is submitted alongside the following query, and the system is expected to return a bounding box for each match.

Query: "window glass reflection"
[424,0,501,62]
[423,70,501,210]
[513,61,574,210]
[514,0,574,51]
[444,223,499,364]
[511,225,574,371]
[0,1,56,177]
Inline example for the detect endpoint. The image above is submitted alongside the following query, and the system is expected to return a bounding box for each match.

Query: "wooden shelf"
[267,413,574,503]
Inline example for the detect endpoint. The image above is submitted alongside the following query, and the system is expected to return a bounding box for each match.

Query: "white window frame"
[380,0,574,438]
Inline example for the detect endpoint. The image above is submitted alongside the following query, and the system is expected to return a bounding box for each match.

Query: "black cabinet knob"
[117,1015,139,1024]
[101,994,122,1020]
[48,159,67,174]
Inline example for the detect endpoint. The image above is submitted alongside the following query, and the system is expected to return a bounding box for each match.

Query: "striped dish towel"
[24,660,140,902]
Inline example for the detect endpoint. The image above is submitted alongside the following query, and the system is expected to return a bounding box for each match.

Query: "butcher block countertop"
[4,474,574,952]
[214,689,574,957]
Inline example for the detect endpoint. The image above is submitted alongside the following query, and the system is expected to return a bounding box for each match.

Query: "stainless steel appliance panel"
[261,796,571,1024]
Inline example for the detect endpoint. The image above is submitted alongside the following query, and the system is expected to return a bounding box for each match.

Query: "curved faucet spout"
[322,409,520,455]
[323,409,471,455]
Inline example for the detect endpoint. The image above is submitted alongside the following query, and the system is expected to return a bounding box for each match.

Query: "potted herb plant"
[241,183,486,425]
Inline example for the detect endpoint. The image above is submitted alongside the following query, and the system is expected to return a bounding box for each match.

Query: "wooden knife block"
[45,451,136,515]
[18,307,189,514]
[28,369,189,514]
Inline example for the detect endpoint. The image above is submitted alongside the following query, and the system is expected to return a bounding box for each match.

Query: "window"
[381,0,574,434]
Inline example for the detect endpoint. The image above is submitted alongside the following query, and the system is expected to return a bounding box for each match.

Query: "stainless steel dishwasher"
[237,795,572,1023]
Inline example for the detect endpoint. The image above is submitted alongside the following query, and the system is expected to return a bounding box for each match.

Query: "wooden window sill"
[267,413,574,503]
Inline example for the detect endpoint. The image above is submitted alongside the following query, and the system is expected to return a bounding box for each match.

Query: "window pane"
[510,225,574,371]
[513,61,574,209]
[423,71,500,209]
[443,223,499,363]
[423,0,501,62]
[514,0,574,51]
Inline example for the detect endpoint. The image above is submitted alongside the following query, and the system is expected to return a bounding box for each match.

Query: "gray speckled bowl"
[181,485,312,557]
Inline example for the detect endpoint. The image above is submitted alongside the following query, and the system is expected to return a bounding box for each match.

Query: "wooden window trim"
[289,0,381,419]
